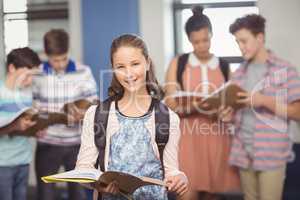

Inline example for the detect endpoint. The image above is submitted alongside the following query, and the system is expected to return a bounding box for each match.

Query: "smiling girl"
[76,34,189,200]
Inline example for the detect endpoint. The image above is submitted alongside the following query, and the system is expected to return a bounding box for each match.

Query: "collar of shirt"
[188,52,219,69]
[43,59,76,75]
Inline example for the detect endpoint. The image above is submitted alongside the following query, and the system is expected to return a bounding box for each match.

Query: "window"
[2,0,28,54]
[173,0,258,69]
[1,0,69,56]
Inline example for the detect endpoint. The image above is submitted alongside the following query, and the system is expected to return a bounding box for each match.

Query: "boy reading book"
[0,47,41,200]
[220,14,300,200]
[32,29,98,200]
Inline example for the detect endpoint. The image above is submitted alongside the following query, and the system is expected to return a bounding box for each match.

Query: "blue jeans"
[0,164,29,200]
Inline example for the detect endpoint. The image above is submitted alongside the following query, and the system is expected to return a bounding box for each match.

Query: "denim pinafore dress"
[102,102,167,200]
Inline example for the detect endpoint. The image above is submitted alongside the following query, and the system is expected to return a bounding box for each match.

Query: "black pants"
[283,144,300,200]
[35,143,86,200]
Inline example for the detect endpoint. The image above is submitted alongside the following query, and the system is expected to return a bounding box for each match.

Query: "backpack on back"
[93,97,170,177]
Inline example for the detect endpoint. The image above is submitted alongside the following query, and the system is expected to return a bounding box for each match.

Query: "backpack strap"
[153,99,170,178]
[219,58,230,82]
[94,98,170,178]
[94,97,114,172]
[176,53,189,89]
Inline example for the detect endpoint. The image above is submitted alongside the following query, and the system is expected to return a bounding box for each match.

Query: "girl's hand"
[218,105,234,122]
[165,174,188,197]
[93,181,119,195]
[236,91,265,108]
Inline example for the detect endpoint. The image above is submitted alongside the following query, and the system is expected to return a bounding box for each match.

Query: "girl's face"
[189,27,212,58]
[112,46,149,94]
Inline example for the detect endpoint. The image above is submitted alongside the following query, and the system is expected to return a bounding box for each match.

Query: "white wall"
[258,0,300,67]
[0,1,5,80]
[69,0,83,62]
[139,0,174,84]
[258,0,300,143]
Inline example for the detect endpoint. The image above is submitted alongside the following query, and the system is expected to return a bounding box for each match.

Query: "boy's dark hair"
[44,29,69,55]
[6,47,41,71]
[229,14,266,35]
[185,6,212,37]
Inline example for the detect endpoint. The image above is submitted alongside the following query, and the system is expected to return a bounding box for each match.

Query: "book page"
[202,82,245,109]
[0,107,36,128]
[42,168,102,183]
[203,81,233,99]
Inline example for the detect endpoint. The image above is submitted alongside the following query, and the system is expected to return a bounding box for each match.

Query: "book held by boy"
[0,99,94,136]
[202,82,246,110]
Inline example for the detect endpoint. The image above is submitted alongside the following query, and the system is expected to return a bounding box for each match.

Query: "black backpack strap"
[94,97,114,172]
[219,58,230,82]
[176,53,189,89]
[153,99,170,178]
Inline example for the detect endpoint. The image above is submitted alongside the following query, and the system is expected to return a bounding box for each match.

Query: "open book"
[0,99,94,136]
[0,107,36,128]
[42,168,165,195]
[171,82,245,110]
[171,91,207,104]
[202,82,246,110]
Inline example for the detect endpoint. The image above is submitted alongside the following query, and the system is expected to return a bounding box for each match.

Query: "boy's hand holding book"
[218,105,235,123]
[236,91,265,108]
[216,90,265,122]
[15,116,36,131]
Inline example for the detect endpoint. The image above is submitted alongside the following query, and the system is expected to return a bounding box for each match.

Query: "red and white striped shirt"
[229,52,300,170]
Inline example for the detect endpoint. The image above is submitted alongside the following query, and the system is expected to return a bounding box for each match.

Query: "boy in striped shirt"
[33,29,98,200]
[0,47,41,200]
[220,14,300,200]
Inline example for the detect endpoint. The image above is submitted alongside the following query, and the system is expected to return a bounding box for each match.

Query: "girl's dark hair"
[6,47,41,71]
[230,14,266,35]
[185,6,212,37]
[109,34,164,100]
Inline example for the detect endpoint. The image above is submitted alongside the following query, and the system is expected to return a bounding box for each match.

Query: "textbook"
[202,82,246,110]
[0,99,94,135]
[171,91,207,104]
[42,168,165,195]
[171,82,245,110]
[0,107,36,128]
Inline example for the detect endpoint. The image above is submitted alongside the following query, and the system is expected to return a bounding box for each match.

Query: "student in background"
[220,14,300,200]
[0,47,41,200]
[164,6,240,200]
[76,34,188,200]
[33,29,98,200]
